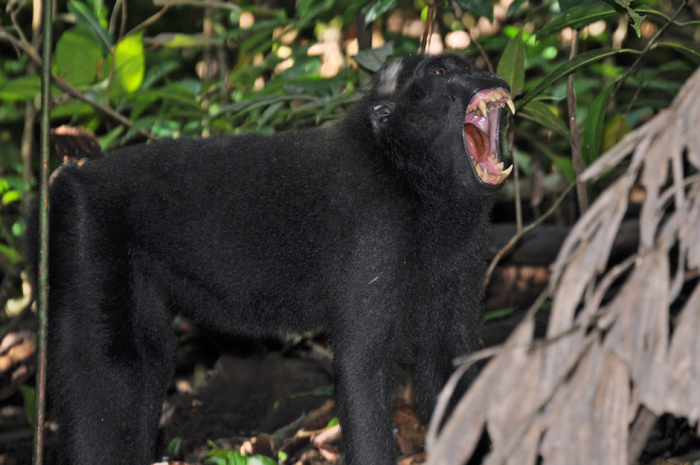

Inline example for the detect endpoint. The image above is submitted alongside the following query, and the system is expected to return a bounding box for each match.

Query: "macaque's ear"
[370,102,394,134]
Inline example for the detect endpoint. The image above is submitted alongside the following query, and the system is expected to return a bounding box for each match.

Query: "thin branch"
[109,0,123,37]
[0,29,156,140]
[482,182,576,292]
[123,4,171,39]
[152,0,241,12]
[611,0,690,99]
[566,30,588,215]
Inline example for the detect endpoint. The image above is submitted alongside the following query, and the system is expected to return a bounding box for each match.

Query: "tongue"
[464,124,490,162]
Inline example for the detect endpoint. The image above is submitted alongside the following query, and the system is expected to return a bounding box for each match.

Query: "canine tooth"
[506,98,516,115]
[479,101,488,118]
[501,165,514,177]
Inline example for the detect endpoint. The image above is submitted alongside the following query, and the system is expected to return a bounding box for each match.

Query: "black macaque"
[29,53,514,465]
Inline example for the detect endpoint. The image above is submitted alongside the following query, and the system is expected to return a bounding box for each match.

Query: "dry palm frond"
[427,66,700,465]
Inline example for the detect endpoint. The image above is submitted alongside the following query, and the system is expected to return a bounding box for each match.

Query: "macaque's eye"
[434,67,447,75]
[464,65,470,70]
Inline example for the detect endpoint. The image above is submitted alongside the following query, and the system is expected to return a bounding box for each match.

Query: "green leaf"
[50,101,95,120]
[602,113,629,152]
[342,0,373,25]
[326,416,340,428]
[558,0,605,10]
[1,190,20,205]
[353,42,394,72]
[506,0,527,18]
[517,48,629,109]
[107,33,146,98]
[520,100,571,142]
[537,2,621,40]
[0,76,41,101]
[0,243,21,265]
[168,437,182,456]
[54,27,103,85]
[483,307,516,322]
[581,81,614,164]
[613,0,645,37]
[68,0,112,49]
[20,386,36,426]
[247,456,277,465]
[497,30,525,95]
[363,0,397,23]
[654,42,700,65]
[148,33,214,49]
[452,0,494,22]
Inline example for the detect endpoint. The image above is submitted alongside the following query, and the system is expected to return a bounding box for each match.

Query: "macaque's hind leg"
[49,267,175,465]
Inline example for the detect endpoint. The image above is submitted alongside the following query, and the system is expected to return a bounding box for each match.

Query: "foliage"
[0,0,697,270]
[205,441,277,465]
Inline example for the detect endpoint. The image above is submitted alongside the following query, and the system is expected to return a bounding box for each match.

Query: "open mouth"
[463,87,514,185]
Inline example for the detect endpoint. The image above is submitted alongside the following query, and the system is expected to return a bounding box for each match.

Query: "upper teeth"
[466,89,516,117]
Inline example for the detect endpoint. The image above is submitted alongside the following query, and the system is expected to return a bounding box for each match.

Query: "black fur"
[29,53,510,464]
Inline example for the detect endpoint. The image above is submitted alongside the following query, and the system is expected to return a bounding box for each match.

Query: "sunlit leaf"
[2,190,20,205]
[106,33,146,99]
[54,27,103,85]
[537,2,621,40]
[582,81,614,164]
[497,30,525,95]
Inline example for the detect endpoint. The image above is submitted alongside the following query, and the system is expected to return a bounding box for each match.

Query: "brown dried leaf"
[603,250,669,413]
[426,316,535,465]
[663,284,700,424]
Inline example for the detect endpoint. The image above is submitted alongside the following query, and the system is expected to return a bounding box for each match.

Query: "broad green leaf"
[106,33,146,98]
[0,76,41,101]
[68,0,112,49]
[497,30,525,95]
[353,42,394,72]
[520,100,571,142]
[582,81,614,164]
[537,2,621,40]
[50,101,95,119]
[517,48,630,109]
[363,0,397,23]
[54,27,103,85]
[614,0,645,37]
